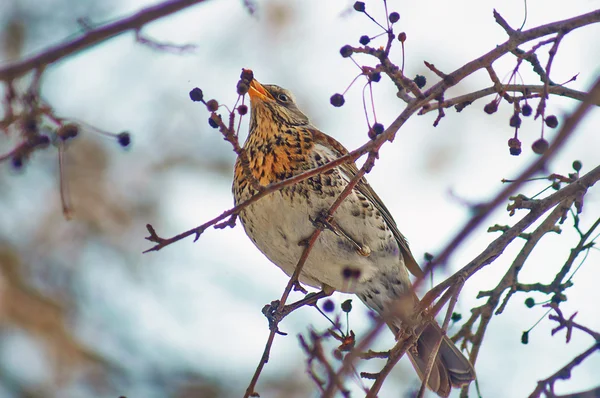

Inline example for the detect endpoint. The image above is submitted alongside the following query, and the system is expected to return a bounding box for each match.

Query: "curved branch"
[0,0,208,81]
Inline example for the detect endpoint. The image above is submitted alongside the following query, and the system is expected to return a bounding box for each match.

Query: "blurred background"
[0,0,599,397]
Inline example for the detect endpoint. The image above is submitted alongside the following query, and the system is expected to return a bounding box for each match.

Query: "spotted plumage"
[232,77,475,397]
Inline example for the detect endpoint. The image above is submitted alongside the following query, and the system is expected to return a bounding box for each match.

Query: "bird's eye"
[277,93,289,102]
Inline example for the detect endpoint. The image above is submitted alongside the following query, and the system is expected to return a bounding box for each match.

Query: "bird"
[232,73,476,397]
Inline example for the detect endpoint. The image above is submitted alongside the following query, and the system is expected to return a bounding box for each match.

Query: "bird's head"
[247,79,310,128]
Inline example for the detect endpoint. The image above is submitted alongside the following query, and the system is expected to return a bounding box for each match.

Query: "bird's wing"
[310,129,424,278]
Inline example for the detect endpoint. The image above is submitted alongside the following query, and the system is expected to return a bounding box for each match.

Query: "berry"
[353,1,365,12]
[236,81,249,95]
[330,93,345,107]
[340,45,353,58]
[484,101,498,114]
[552,181,561,190]
[451,312,462,322]
[389,12,400,23]
[508,137,522,156]
[359,35,370,45]
[572,160,582,171]
[370,72,381,83]
[545,115,558,128]
[524,297,535,308]
[22,117,37,134]
[521,331,529,345]
[206,99,219,112]
[532,138,549,154]
[413,75,426,89]
[509,113,521,128]
[521,103,532,117]
[58,123,79,140]
[398,32,407,42]
[11,155,23,169]
[34,135,50,148]
[373,123,384,135]
[238,105,248,115]
[341,299,353,313]
[240,69,254,83]
[189,87,203,102]
[322,299,335,313]
[208,117,219,129]
[117,132,131,147]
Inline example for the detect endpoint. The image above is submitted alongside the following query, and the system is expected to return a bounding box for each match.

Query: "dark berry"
[389,12,400,23]
[206,99,219,112]
[524,297,535,308]
[238,105,248,115]
[413,75,426,89]
[370,72,381,83]
[208,117,219,129]
[353,1,365,12]
[11,155,23,169]
[484,101,498,114]
[117,132,131,147]
[322,299,335,313]
[521,331,529,344]
[509,113,521,128]
[572,160,582,171]
[240,69,254,83]
[398,32,407,42]
[359,35,370,45]
[532,138,549,154]
[552,181,561,190]
[424,252,434,262]
[545,115,558,128]
[34,135,50,148]
[340,45,353,58]
[342,267,353,279]
[373,123,384,135]
[330,93,345,107]
[189,87,203,102]
[22,117,37,134]
[236,81,249,95]
[508,137,522,156]
[341,299,353,313]
[57,123,79,141]
[521,103,532,117]
[451,312,462,322]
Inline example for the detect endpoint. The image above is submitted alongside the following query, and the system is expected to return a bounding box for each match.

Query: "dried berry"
[117,132,131,147]
[521,331,529,344]
[509,113,521,128]
[552,181,561,190]
[370,71,381,83]
[341,299,353,313]
[508,137,521,156]
[340,45,353,58]
[413,75,426,89]
[484,101,498,114]
[330,93,345,107]
[545,115,558,128]
[206,99,219,112]
[322,299,335,313]
[532,138,549,154]
[11,155,23,169]
[236,81,249,95]
[240,69,254,83]
[451,312,462,322]
[208,117,219,129]
[238,105,248,115]
[398,32,407,42]
[353,1,365,12]
[373,123,384,135]
[524,297,535,308]
[521,103,532,117]
[389,12,400,23]
[189,87,203,102]
[572,160,582,171]
[359,35,370,45]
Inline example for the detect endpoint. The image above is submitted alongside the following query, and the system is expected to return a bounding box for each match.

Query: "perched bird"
[232,75,475,397]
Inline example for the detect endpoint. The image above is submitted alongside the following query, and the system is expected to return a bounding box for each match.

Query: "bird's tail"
[402,321,475,397]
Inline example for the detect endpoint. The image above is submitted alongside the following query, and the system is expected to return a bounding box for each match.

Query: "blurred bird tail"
[403,321,476,397]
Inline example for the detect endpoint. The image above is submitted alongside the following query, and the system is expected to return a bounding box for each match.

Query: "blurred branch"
[0,0,207,81]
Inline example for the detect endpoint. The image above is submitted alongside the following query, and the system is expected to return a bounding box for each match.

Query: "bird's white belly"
[239,189,403,293]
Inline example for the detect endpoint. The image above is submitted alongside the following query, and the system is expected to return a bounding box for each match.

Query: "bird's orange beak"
[248,79,273,102]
